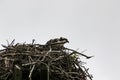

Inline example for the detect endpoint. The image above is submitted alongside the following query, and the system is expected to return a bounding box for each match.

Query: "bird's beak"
[67,40,69,43]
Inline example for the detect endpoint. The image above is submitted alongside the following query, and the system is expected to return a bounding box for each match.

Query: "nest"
[0,39,93,80]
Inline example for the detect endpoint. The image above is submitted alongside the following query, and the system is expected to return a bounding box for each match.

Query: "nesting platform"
[0,39,93,80]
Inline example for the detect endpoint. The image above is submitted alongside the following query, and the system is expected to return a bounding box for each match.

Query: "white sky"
[0,0,120,80]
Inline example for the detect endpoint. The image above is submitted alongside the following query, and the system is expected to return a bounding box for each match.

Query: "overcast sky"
[0,0,120,80]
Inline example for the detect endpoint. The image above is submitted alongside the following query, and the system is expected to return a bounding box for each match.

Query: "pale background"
[0,0,120,80]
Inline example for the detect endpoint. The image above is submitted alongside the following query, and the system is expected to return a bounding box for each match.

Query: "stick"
[65,48,93,59]
[29,65,35,80]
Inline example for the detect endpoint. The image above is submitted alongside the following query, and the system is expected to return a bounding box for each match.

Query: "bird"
[46,37,69,49]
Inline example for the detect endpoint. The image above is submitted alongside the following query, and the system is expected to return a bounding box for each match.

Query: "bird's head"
[59,37,69,43]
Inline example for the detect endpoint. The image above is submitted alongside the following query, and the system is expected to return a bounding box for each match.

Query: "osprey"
[46,37,69,48]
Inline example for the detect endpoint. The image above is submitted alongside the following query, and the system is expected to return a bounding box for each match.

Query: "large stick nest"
[0,38,93,80]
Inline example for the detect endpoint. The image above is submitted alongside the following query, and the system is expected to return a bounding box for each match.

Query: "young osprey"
[46,37,69,48]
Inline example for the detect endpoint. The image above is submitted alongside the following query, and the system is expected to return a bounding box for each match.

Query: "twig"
[22,62,36,66]
[29,65,35,80]
[41,47,51,62]
[65,48,93,59]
